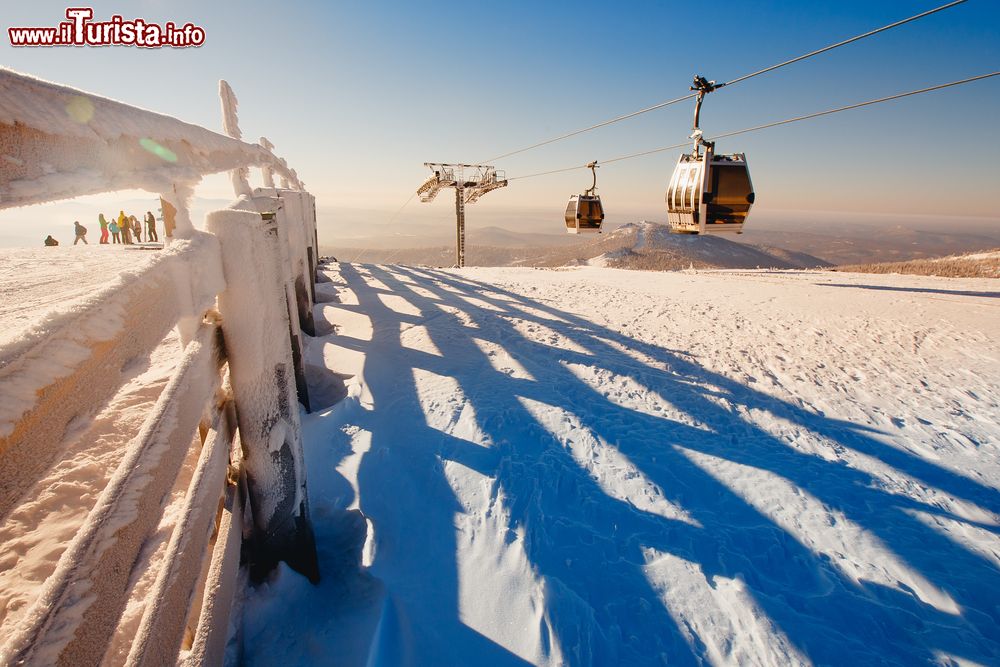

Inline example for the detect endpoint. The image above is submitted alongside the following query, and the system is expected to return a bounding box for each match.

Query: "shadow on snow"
[299,261,1000,666]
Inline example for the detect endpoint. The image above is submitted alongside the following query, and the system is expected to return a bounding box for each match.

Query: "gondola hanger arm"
[586,161,599,196]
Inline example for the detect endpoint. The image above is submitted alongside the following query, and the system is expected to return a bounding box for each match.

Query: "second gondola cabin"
[565,161,605,234]
[666,144,754,234]
[565,195,604,234]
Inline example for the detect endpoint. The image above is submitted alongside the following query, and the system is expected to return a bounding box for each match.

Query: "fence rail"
[0,68,322,666]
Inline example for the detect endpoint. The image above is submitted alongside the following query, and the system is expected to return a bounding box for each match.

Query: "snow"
[0,245,154,352]
[933,250,1000,262]
[242,263,1000,666]
[0,321,222,666]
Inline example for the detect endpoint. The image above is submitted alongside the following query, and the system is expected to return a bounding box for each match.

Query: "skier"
[73,221,88,245]
[44,235,58,246]
[109,219,121,244]
[145,211,158,242]
[98,213,109,244]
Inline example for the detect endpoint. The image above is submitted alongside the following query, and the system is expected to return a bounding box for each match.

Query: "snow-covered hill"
[835,247,1000,278]
[241,263,1000,666]
[591,221,829,270]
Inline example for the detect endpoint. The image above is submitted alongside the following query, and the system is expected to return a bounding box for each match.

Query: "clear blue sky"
[1,0,998,227]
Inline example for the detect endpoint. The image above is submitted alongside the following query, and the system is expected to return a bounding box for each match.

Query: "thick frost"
[0,68,301,210]
[219,80,252,198]
[0,234,223,439]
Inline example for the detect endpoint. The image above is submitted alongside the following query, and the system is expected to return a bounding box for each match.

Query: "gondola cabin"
[666,145,754,234]
[565,195,604,234]
[565,161,605,234]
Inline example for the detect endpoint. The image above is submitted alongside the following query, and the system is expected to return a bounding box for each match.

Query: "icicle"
[218,80,242,140]
[279,158,291,189]
[259,136,276,188]
[219,80,252,197]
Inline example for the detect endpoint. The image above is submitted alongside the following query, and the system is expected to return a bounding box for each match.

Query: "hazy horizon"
[2,0,999,241]
[4,188,999,251]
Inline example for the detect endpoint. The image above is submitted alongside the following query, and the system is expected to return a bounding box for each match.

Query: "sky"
[1,0,998,246]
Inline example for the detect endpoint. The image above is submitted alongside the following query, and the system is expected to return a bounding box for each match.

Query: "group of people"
[46,210,159,247]
[98,210,158,245]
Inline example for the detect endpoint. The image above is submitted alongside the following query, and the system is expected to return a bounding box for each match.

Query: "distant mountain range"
[738,222,1000,265]
[326,221,831,270]
[317,204,1000,268]
[832,248,1000,279]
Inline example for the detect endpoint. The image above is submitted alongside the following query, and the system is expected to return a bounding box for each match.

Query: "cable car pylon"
[666,75,755,235]
[416,163,507,267]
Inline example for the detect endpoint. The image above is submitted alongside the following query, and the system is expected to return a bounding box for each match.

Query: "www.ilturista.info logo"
[8,8,205,48]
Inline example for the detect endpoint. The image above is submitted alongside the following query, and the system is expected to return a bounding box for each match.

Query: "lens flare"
[65,96,94,123]
[139,138,178,162]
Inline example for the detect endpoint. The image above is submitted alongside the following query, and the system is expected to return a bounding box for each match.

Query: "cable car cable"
[484,91,698,164]
[483,0,969,163]
[507,70,998,181]
[720,0,969,88]
[710,71,999,142]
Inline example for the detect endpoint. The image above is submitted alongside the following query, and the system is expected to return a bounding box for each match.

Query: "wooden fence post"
[206,209,319,582]
[284,191,317,336]
[237,191,313,410]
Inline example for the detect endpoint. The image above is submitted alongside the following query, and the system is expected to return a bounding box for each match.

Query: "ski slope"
[242,264,1000,666]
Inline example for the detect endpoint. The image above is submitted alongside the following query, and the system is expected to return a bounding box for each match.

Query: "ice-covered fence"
[0,198,320,665]
[0,68,322,665]
[208,190,320,581]
[0,234,236,666]
[0,235,223,520]
[0,67,302,235]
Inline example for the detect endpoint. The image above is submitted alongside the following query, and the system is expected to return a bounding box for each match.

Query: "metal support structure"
[417,162,507,268]
[454,187,466,267]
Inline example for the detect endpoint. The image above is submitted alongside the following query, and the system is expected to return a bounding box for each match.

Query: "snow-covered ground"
[0,245,157,350]
[241,264,1000,666]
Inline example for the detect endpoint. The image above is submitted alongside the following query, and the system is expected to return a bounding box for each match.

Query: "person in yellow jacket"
[118,210,132,244]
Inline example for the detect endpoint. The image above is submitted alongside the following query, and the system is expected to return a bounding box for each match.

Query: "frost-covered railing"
[0,69,321,666]
[0,68,301,221]
[0,192,320,666]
